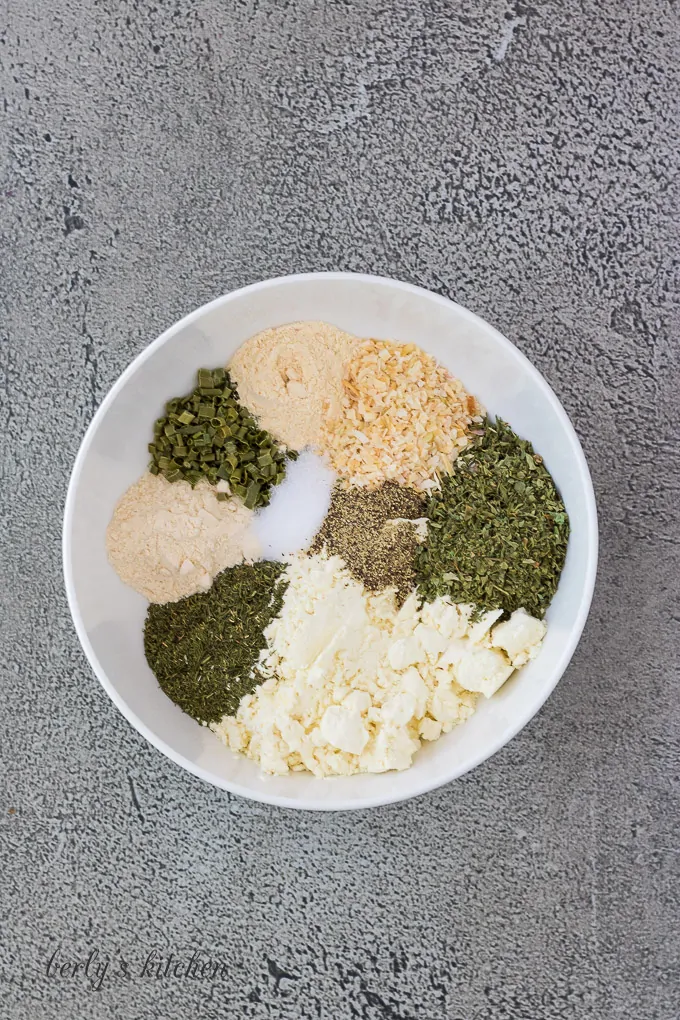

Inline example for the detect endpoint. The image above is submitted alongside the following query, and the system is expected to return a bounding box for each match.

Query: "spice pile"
[148,367,294,509]
[105,320,570,778]
[145,561,287,722]
[229,321,362,449]
[415,419,569,618]
[310,482,426,604]
[106,472,259,604]
[320,339,481,490]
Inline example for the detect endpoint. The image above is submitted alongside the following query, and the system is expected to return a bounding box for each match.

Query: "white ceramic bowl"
[63,273,597,810]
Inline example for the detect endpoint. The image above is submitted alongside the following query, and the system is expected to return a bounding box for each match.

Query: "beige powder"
[228,321,363,449]
[106,472,259,603]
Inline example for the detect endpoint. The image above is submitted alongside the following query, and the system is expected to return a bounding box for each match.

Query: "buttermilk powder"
[212,554,546,776]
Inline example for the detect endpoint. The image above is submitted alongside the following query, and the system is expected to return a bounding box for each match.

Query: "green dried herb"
[144,561,287,723]
[148,368,297,509]
[416,419,569,618]
[310,482,426,604]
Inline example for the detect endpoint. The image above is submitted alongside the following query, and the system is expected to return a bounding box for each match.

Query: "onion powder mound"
[228,321,363,450]
[106,472,259,603]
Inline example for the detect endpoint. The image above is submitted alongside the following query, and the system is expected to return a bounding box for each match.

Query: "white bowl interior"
[63,274,597,810]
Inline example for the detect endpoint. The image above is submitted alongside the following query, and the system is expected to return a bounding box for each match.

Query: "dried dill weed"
[310,482,427,603]
[320,339,481,491]
[416,419,569,619]
[144,561,287,724]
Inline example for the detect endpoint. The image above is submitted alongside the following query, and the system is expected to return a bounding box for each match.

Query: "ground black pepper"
[144,561,287,723]
[310,482,426,603]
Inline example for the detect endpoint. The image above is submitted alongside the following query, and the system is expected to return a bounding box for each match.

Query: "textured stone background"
[1,1,678,1017]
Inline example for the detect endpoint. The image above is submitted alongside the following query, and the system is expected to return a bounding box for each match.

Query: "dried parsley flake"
[415,418,569,618]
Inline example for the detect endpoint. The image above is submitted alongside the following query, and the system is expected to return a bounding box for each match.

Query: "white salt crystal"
[252,449,335,560]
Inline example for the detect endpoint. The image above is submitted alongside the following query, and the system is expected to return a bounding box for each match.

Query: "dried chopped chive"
[147,367,294,508]
[244,482,261,509]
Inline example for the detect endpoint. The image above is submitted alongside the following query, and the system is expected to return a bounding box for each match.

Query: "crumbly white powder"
[228,321,363,449]
[212,554,546,777]
[106,472,259,603]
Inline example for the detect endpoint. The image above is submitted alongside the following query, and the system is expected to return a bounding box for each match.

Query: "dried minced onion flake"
[319,340,482,491]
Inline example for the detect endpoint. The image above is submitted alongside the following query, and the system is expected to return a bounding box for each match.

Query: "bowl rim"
[62,271,598,811]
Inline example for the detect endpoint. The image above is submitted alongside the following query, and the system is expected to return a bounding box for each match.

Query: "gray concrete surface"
[1,1,679,1017]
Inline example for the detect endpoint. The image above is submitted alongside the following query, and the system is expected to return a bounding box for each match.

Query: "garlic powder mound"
[228,321,363,450]
[106,472,259,603]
